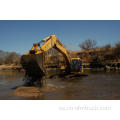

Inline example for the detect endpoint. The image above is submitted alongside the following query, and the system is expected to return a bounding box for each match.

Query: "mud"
[14,86,43,97]
[13,84,64,98]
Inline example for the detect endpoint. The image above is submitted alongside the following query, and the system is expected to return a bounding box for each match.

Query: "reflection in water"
[0,70,120,100]
[0,71,24,100]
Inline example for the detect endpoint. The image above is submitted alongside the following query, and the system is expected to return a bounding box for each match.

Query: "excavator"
[21,34,83,80]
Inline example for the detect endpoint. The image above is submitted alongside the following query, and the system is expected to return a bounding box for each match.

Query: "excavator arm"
[27,34,70,68]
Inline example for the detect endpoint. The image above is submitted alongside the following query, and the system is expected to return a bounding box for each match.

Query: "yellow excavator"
[21,34,83,79]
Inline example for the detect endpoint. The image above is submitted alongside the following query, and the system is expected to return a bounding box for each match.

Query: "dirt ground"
[0,64,23,71]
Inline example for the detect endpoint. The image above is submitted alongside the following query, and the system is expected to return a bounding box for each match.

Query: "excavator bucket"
[21,53,45,79]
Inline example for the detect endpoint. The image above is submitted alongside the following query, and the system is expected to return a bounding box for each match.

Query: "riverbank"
[0,64,24,71]
[0,64,120,73]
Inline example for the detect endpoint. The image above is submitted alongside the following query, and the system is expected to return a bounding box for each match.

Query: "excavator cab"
[70,58,83,73]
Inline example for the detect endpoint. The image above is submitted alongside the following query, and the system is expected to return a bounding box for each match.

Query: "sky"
[0,20,120,54]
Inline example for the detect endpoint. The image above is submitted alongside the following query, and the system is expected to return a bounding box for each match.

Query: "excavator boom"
[21,35,71,78]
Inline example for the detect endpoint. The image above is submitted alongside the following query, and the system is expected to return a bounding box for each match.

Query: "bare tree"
[79,39,97,50]
[5,52,20,65]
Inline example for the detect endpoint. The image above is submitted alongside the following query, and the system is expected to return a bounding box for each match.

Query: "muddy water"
[0,70,120,100]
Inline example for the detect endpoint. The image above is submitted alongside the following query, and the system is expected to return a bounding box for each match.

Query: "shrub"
[114,42,120,58]
[90,56,104,68]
